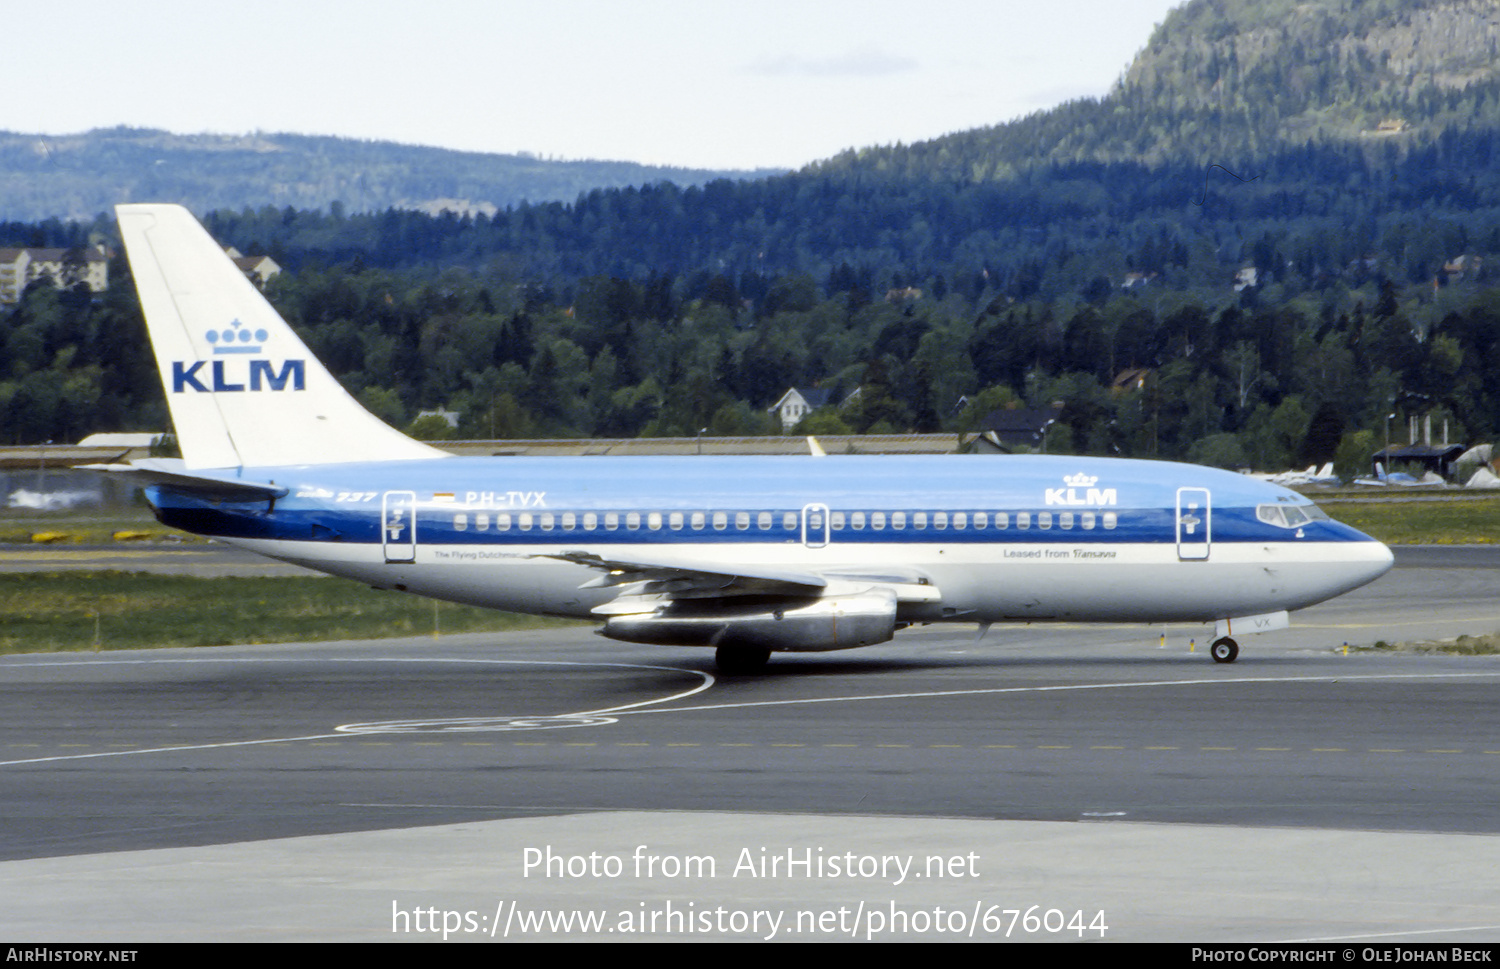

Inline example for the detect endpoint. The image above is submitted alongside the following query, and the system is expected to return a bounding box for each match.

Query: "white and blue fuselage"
[146,453,1390,626]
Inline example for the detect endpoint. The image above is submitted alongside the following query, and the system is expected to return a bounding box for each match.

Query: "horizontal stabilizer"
[79,459,288,502]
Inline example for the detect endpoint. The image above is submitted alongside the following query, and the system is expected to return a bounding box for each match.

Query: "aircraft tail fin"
[116,203,446,469]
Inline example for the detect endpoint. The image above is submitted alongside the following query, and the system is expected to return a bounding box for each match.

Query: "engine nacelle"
[601,589,897,652]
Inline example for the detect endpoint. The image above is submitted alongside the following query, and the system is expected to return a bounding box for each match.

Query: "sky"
[14,0,1186,171]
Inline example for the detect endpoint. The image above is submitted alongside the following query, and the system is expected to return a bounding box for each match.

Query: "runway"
[3,547,1500,941]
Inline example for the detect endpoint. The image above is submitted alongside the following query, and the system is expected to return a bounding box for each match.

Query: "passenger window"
[604,512,619,531]
[691,511,705,530]
[871,511,886,530]
[830,511,845,530]
[519,513,533,531]
[973,512,987,529]
[758,511,773,530]
[497,513,512,531]
[583,512,597,530]
[1038,512,1052,530]
[626,512,641,530]
[933,512,947,530]
[1081,512,1095,530]
[782,512,798,530]
[669,512,684,531]
[713,512,728,531]
[1016,512,1030,530]
[994,512,1008,529]
[913,511,928,529]
[953,512,967,530]
[454,513,468,531]
[1059,512,1073,529]
[892,511,906,530]
[476,513,490,531]
[1103,512,1117,530]
[540,513,554,531]
[736,512,750,531]
[851,512,865,530]
[647,512,662,531]
[562,512,576,530]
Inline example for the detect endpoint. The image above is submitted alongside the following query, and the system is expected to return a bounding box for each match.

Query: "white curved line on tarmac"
[335,659,715,732]
[0,657,713,763]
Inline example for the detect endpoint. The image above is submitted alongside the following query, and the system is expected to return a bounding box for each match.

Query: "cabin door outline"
[801,503,830,549]
[383,490,417,563]
[1175,487,1211,560]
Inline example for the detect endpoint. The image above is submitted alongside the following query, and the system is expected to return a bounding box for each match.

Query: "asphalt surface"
[2,546,1499,941]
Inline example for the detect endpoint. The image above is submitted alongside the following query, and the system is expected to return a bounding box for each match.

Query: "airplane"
[90,203,1395,673]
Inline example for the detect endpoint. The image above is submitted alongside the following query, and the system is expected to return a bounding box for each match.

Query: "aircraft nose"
[1347,539,1395,589]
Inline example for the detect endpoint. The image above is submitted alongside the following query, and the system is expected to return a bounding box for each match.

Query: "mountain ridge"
[0,126,781,223]
[814,0,1500,180]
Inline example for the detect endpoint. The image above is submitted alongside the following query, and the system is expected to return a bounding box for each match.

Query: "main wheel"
[715,644,771,675]
[1211,637,1239,663]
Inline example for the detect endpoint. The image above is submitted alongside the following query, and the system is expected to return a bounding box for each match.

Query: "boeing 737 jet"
[93,204,1394,672]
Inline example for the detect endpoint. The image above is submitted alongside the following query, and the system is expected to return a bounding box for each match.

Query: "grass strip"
[0,571,578,654]
[1317,495,1500,545]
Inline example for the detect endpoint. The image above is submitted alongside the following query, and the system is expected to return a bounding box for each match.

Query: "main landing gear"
[1210,637,1239,664]
[715,644,771,675]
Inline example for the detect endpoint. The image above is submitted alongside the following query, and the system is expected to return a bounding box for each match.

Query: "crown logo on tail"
[206,318,269,354]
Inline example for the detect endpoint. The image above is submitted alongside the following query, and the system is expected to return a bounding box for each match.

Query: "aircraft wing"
[541,549,941,615]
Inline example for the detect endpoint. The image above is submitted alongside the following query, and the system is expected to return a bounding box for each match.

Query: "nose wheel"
[1210,637,1239,663]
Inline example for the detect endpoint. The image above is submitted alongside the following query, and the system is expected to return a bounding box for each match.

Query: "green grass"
[1316,494,1500,545]
[0,508,194,545]
[0,572,580,654]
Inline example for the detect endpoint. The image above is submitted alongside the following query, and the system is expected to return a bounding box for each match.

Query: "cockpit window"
[1257,502,1328,528]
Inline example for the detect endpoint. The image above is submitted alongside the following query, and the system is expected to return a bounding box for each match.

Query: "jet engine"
[601,589,897,652]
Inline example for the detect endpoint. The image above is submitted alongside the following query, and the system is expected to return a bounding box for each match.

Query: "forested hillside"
[5,0,1500,478]
[0,128,775,223]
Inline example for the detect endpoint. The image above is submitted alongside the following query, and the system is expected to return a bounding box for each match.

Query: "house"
[1442,254,1482,284]
[1111,368,1151,394]
[975,402,1065,451]
[0,246,109,303]
[415,408,461,430]
[224,247,282,288]
[768,388,832,431]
